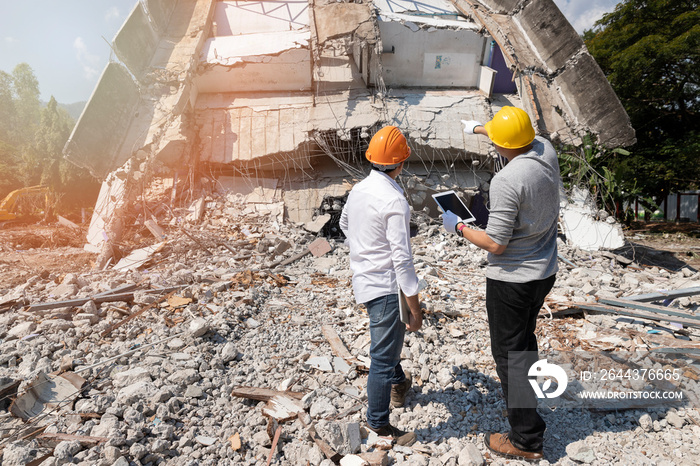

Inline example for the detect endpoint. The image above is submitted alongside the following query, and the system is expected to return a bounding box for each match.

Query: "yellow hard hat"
[365,126,411,166]
[484,107,535,149]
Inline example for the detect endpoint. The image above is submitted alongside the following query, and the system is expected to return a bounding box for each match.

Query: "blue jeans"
[366,293,407,429]
[486,275,556,451]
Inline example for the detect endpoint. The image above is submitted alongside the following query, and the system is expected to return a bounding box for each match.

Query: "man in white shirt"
[340,125,423,446]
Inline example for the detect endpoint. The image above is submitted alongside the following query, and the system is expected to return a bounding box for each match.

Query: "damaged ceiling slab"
[61,0,636,261]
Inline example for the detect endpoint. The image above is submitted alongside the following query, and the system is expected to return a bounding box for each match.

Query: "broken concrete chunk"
[7,321,37,339]
[195,435,217,446]
[343,422,362,455]
[168,369,200,386]
[565,440,596,464]
[340,455,369,466]
[10,371,86,420]
[457,442,484,465]
[116,380,157,405]
[112,367,152,388]
[221,342,238,363]
[310,397,338,419]
[50,283,79,299]
[332,357,351,374]
[305,356,333,372]
[189,317,210,337]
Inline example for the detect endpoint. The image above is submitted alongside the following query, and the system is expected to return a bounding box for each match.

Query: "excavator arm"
[0,186,50,222]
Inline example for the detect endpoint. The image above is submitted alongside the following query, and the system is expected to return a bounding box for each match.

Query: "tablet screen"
[432,191,476,223]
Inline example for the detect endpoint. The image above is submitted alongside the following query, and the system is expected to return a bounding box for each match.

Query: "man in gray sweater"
[443,107,560,461]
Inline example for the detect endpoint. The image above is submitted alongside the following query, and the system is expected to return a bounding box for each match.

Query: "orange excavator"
[0,185,50,227]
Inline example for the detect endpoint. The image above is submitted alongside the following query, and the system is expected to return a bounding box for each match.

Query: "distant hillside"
[59,101,86,121]
[40,100,86,121]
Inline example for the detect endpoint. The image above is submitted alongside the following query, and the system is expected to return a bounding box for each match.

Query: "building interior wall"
[377,21,485,88]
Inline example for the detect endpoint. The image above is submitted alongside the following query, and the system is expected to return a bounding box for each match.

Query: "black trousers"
[486,274,556,451]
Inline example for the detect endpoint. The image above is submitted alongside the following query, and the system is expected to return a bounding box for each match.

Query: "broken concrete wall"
[515,0,582,72]
[197,1,312,93]
[113,2,160,77]
[214,0,309,35]
[451,0,636,148]
[195,93,316,168]
[198,34,312,93]
[554,53,636,148]
[314,2,373,44]
[63,63,140,178]
[377,22,485,88]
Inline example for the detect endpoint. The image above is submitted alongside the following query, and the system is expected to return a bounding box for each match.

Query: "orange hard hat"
[365,126,411,167]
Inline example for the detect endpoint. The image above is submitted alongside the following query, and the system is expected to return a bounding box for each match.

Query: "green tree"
[584,0,700,213]
[11,63,41,143]
[0,70,16,144]
[35,97,74,190]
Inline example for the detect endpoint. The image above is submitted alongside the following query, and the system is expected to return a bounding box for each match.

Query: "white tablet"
[398,288,410,325]
[432,190,476,223]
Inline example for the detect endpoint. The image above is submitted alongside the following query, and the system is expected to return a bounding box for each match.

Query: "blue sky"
[553,0,620,35]
[0,1,135,103]
[0,0,620,104]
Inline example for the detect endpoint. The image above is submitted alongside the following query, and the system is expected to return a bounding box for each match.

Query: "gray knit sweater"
[484,136,561,283]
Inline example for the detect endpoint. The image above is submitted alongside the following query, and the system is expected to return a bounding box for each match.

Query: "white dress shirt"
[340,170,420,303]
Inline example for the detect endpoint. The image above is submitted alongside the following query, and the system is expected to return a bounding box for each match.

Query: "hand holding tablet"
[432,190,475,224]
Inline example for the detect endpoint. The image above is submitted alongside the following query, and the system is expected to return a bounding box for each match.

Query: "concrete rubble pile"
[1,181,700,465]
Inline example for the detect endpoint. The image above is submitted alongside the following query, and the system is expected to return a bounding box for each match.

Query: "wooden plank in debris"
[27,286,183,312]
[100,291,176,338]
[266,425,282,466]
[321,325,358,365]
[625,286,700,303]
[277,238,332,267]
[37,432,109,446]
[599,297,700,322]
[92,283,139,298]
[612,328,700,350]
[231,386,305,402]
[569,302,700,329]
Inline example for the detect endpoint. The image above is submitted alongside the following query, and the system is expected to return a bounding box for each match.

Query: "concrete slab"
[313,3,372,44]
[215,0,309,35]
[113,3,160,76]
[516,0,583,72]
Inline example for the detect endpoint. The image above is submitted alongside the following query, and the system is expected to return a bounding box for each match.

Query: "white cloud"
[105,6,120,22]
[4,36,18,45]
[73,37,100,80]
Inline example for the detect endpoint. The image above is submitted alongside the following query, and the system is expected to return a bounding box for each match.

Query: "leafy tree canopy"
[584,0,700,210]
[0,63,98,213]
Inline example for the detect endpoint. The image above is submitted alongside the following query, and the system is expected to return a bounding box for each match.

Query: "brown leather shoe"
[484,432,543,461]
[369,423,417,446]
[390,373,412,408]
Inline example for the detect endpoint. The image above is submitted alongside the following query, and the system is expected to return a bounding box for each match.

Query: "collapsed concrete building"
[63,0,635,265]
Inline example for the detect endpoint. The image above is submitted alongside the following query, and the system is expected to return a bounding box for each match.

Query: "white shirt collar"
[369,169,404,195]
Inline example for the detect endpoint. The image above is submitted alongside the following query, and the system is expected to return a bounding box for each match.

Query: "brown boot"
[369,423,417,446]
[390,373,412,408]
[484,433,543,461]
